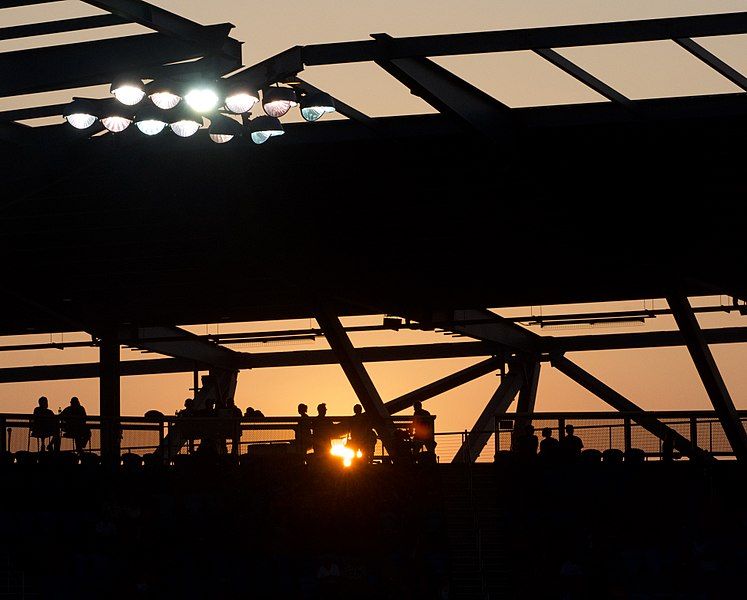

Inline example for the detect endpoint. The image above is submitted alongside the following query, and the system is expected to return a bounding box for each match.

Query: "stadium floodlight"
[262,87,297,118]
[208,114,243,143]
[169,107,203,137]
[100,104,134,133]
[111,74,146,106]
[300,92,336,122]
[249,115,284,144]
[135,105,169,136]
[184,83,220,113]
[63,98,98,129]
[224,84,260,114]
[149,79,181,109]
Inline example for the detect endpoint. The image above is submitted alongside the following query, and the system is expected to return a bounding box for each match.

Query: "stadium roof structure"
[1,2,747,461]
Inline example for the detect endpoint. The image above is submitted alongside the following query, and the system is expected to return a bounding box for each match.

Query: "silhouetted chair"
[580,449,602,463]
[625,448,646,464]
[602,449,624,464]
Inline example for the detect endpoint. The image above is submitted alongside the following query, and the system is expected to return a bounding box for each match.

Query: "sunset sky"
[1,1,747,434]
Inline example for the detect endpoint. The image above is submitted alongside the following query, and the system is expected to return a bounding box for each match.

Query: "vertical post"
[494,415,499,457]
[690,416,698,449]
[623,417,632,453]
[558,417,566,442]
[99,333,121,465]
[667,294,747,460]
[514,359,541,431]
[0,417,5,453]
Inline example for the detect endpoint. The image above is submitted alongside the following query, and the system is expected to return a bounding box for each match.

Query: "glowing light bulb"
[136,119,166,135]
[150,92,181,109]
[184,88,219,113]
[225,92,258,114]
[100,116,131,133]
[66,113,97,129]
[170,119,201,137]
[113,85,145,106]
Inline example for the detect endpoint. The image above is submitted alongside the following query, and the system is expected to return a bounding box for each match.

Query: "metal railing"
[0,413,435,462]
[2,410,745,463]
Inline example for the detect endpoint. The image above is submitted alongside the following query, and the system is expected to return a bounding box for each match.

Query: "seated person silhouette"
[295,403,313,455]
[30,396,59,452]
[244,406,265,419]
[348,404,377,462]
[538,427,560,462]
[60,396,91,453]
[560,424,584,461]
[412,401,436,453]
[312,403,336,456]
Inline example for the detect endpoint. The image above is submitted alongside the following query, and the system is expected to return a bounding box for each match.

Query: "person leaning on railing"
[295,403,313,455]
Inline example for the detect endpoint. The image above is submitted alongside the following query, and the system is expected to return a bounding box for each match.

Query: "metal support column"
[667,295,747,460]
[514,359,541,433]
[452,370,523,463]
[99,334,121,464]
[315,308,398,455]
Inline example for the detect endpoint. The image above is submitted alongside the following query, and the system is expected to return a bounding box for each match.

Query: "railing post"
[558,417,566,442]
[494,415,499,458]
[624,418,632,453]
[690,416,698,449]
[0,418,6,453]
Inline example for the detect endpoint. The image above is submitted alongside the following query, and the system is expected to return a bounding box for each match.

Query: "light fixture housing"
[249,115,284,144]
[135,105,169,136]
[148,79,181,109]
[63,98,98,129]
[169,107,203,137]
[208,114,243,143]
[110,74,146,106]
[99,104,134,133]
[224,84,259,114]
[184,83,220,113]
[300,92,336,122]
[262,87,297,118]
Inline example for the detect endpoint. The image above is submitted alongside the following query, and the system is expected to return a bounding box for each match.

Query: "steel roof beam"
[674,37,747,92]
[301,12,747,66]
[533,48,632,107]
[0,25,239,97]
[384,356,503,414]
[81,0,236,52]
[371,34,511,139]
[0,15,127,41]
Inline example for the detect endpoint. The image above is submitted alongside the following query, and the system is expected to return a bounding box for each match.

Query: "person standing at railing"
[560,424,584,462]
[348,404,377,463]
[312,403,336,456]
[539,427,560,463]
[412,401,436,454]
[60,396,91,454]
[295,403,313,456]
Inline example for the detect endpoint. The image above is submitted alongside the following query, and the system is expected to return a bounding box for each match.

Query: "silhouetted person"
[177,398,194,417]
[412,401,435,453]
[560,424,584,462]
[295,403,313,455]
[349,404,377,462]
[31,396,58,452]
[244,406,265,419]
[312,403,335,455]
[662,430,675,462]
[60,396,90,453]
[539,427,559,462]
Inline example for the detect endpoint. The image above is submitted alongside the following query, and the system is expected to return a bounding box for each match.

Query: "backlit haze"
[1,1,747,431]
